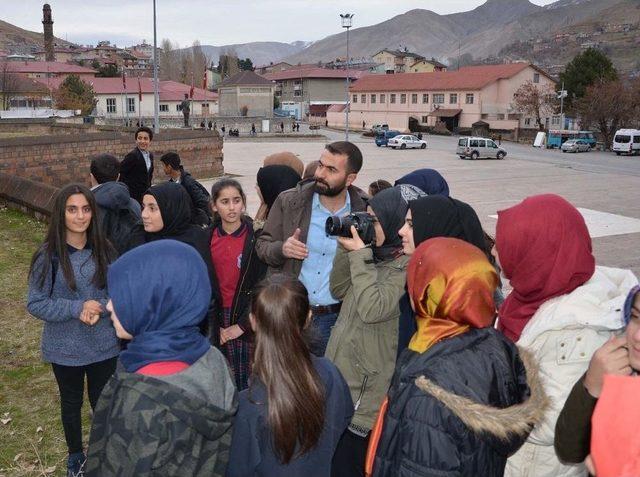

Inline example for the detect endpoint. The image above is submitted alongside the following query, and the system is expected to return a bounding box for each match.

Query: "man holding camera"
[255,141,367,355]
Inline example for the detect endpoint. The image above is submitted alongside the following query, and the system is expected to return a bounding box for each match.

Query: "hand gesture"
[282,228,309,260]
[337,225,366,252]
[584,335,632,398]
[220,325,245,345]
[80,300,103,326]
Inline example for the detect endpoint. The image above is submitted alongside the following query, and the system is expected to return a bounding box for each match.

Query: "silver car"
[561,139,591,153]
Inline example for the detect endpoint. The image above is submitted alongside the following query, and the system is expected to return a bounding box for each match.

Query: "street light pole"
[152,0,160,135]
[340,13,354,142]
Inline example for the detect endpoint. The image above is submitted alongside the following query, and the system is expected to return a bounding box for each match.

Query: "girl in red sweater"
[209,179,267,390]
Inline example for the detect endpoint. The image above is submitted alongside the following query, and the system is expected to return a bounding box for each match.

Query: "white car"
[387,135,427,149]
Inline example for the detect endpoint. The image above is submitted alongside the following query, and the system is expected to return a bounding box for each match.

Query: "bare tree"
[191,41,208,89]
[159,38,181,81]
[576,79,639,148]
[0,61,20,110]
[513,81,557,131]
[218,48,240,79]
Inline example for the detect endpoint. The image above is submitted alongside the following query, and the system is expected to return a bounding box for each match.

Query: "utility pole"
[152,0,160,135]
[340,13,354,141]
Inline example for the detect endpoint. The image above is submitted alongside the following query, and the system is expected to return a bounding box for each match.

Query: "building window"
[497,113,505,120]
[176,104,182,112]
[127,97,135,113]
[533,73,540,83]
[371,94,376,104]
[159,104,169,112]
[421,115,429,123]
[390,94,396,104]
[433,93,444,104]
[275,90,282,97]
[552,115,561,125]
[411,93,418,104]
[449,93,457,104]
[106,98,116,113]
[524,117,531,126]
[294,90,302,97]
[361,94,366,103]
[422,94,428,103]
[353,94,357,103]
[380,94,386,103]
[465,93,474,104]
[400,94,406,104]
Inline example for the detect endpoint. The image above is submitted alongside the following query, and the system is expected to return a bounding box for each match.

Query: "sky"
[3,0,558,48]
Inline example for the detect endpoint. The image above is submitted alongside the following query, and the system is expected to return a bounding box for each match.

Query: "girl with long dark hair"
[27,184,119,477]
[208,178,266,390]
[227,274,353,477]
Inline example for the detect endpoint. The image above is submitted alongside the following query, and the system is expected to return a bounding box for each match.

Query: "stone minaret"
[42,4,55,62]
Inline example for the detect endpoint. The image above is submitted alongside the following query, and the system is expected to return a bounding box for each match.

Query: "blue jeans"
[310,312,338,356]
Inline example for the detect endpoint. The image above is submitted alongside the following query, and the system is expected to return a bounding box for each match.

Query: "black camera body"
[325,212,376,245]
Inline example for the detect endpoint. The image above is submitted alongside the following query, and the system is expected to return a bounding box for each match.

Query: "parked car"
[456,137,507,160]
[387,134,427,149]
[375,130,401,147]
[561,139,591,153]
[612,129,640,156]
[371,124,389,134]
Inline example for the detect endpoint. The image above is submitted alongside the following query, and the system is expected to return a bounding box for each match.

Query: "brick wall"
[0,129,224,188]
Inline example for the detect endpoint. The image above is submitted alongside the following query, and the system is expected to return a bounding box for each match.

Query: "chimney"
[42,4,55,62]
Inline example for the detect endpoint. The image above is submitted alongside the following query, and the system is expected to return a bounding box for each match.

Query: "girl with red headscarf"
[368,237,547,477]
[496,194,638,477]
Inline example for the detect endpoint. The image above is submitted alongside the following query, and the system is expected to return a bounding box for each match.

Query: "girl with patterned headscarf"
[368,237,547,477]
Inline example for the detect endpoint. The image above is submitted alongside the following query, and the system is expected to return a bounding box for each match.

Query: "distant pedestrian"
[200,120,205,129]
[251,123,256,136]
[221,125,226,136]
[325,119,328,127]
[280,121,284,133]
[362,120,366,129]
[417,132,423,140]
[27,184,119,477]
[120,126,154,205]
[208,120,213,130]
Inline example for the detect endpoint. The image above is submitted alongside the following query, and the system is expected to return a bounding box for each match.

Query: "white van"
[612,129,640,156]
[456,137,507,160]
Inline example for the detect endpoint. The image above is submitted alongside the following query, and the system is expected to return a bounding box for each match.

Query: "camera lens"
[325,216,342,236]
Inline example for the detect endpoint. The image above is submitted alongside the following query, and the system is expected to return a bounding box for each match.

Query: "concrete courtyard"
[202,131,640,277]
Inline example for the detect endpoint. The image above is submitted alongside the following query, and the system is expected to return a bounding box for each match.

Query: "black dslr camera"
[325,212,376,245]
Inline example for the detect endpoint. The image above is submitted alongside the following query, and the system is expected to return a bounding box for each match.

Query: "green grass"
[0,208,92,477]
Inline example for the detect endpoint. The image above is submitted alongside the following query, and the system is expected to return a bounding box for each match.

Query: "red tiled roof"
[349,63,540,92]
[6,61,96,74]
[264,67,366,81]
[327,103,347,112]
[33,76,217,100]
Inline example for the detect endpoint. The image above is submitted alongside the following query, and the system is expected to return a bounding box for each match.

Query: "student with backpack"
[160,152,212,227]
[89,153,145,255]
[227,274,353,477]
[208,179,267,390]
[27,184,119,477]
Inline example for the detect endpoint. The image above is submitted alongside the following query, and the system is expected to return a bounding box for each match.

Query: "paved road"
[202,132,640,276]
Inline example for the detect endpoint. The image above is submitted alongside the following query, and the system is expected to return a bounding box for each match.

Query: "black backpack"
[100,207,145,255]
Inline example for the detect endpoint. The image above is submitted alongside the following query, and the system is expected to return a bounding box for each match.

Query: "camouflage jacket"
[86,351,237,477]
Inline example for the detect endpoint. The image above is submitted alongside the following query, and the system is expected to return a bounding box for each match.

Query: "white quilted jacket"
[504,266,638,477]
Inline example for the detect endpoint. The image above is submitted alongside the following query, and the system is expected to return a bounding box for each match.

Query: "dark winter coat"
[120,147,154,204]
[226,356,353,477]
[208,217,267,346]
[372,327,548,477]
[554,373,597,465]
[92,181,145,254]
[86,348,237,477]
[174,167,212,227]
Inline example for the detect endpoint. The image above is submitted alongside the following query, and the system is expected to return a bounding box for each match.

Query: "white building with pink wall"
[331,63,558,133]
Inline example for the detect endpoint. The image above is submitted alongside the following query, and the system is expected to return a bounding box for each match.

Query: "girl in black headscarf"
[142,182,215,288]
[255,165,301,224]
[396,195,504,355]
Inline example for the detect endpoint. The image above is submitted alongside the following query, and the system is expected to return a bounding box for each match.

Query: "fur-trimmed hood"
[415,347,549,442]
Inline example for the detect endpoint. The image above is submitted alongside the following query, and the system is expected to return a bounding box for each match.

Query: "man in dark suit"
[120,126,154,205]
